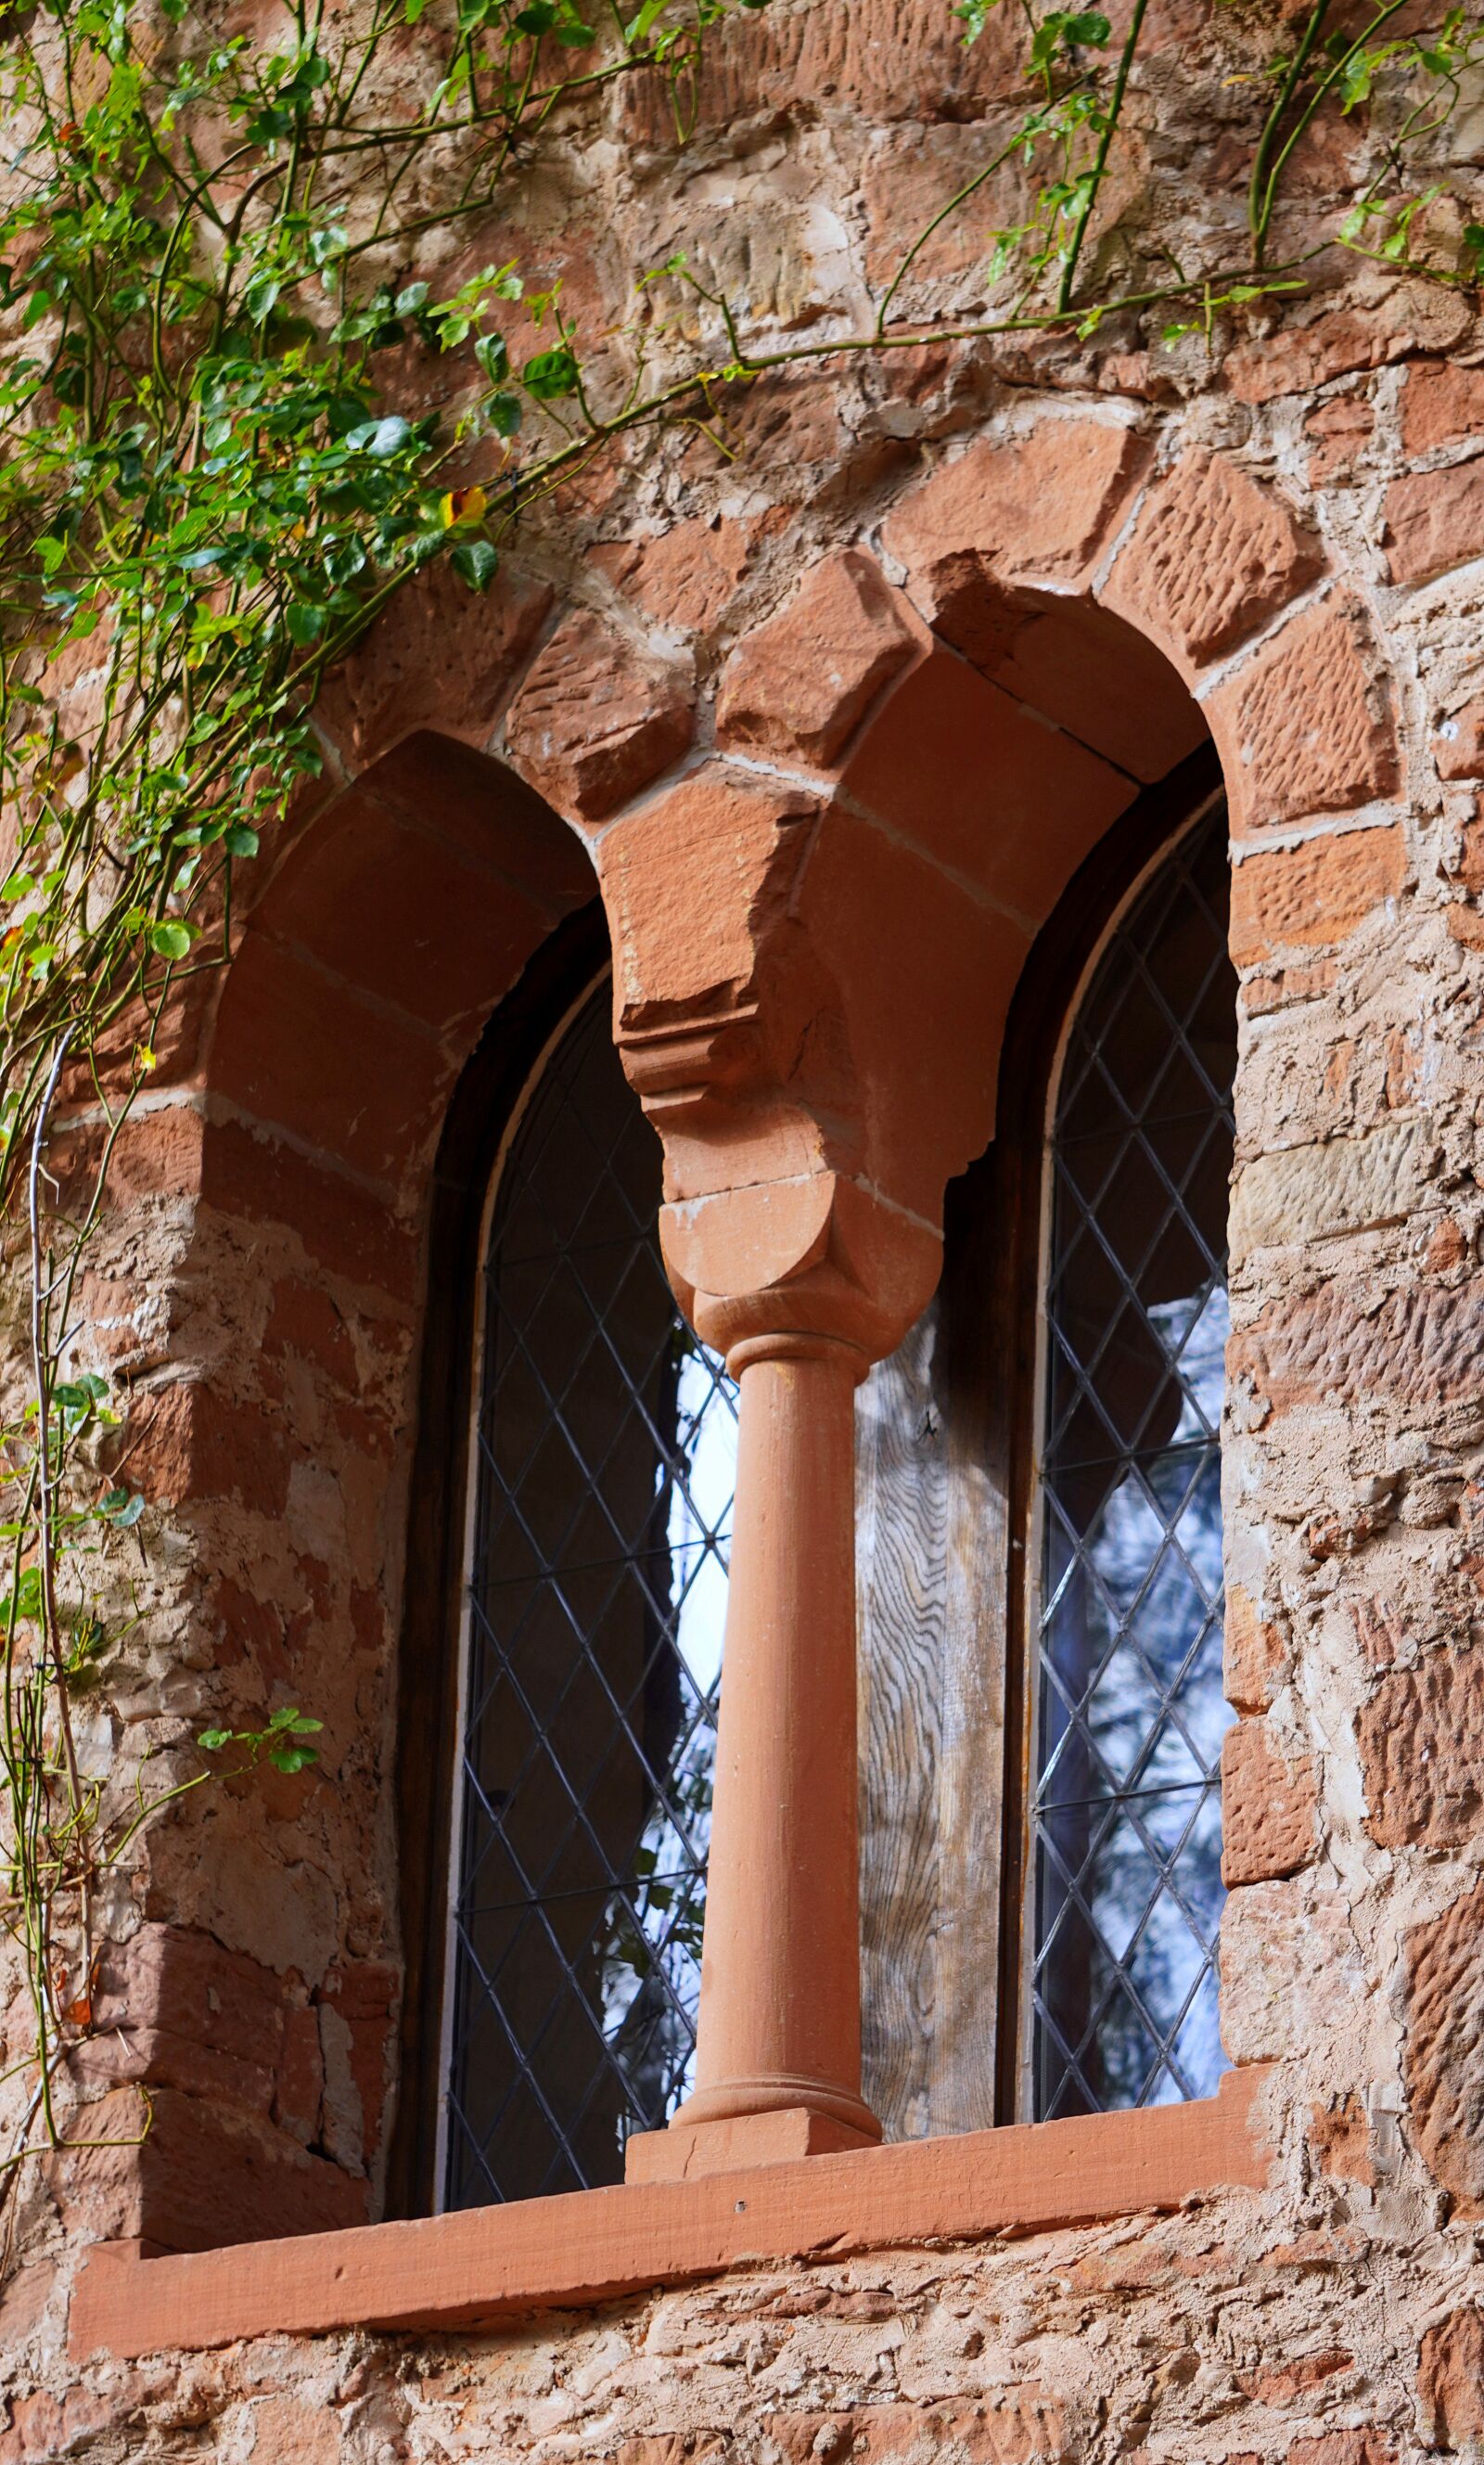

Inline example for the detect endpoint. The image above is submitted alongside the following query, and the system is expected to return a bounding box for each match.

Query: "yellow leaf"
[135,1044,158,1073]
[441,484,487,527]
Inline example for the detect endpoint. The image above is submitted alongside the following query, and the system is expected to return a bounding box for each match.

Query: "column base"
[624,2106,879,2184]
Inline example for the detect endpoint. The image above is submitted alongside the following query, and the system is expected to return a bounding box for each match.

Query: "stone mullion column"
[680,1332,878,2147]
[620,1170,941,2184]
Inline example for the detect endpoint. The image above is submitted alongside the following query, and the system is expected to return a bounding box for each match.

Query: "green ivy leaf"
[285,600,326,646]
[224,823,260,857]
[149,918,193,961]
[451,538,498,590]
[522,345,579,399]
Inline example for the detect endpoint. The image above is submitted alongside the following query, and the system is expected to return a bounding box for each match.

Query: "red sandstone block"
[1221,1720,1318,1885]
[1358,1648,1484,1847]
[1306,393,1375,486]
[1224,306,1408,405]
[131,1380,297,1515]
[716,549,918,767]
[1101,452,1323,670]
[314,558,551,773]
[264,1277,358,1389]
[1420,2305,1484,2448]
[1435,695,1484,781]
[209,931,446,1188]
[49,1100,205,1215]
[1383,456,1484,586]
[1211,597,1399,836]
[1224,1586,1287,1714]
[249,789,556,1035]
[961,596,1207,785]
[882,419,1147,593]
[799,806,1026,1218]
[599,516,753,636]
[274,2004,326,2145]
[45,2084,369,2253]
[358,729,596,911]
[1406,1878,1484,2215]
[838,644,1136,915]
[597,766,817,1028]
[1402,360,1484,455]
[319,1960,399,2167]
[1229,827,1405,969]
[199,1119,420,1303]
[505,609,693,821]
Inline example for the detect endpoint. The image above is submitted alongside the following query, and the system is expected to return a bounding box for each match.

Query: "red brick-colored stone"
[766,2395,1065,2464]
[249,781,559,1035]
[936,592,1206,785]
[1228,826,1405,969]
[1224,306,1411,405]
[84,1924,287,2099]
[1434,695,1484,781]
[1382,456,1484,586]
[1358,1648,1484,1847]
[274,2004,326,2145]
[45,2084,367,2253]
[1212,598,1399,836]
[717,550,918,767]
[199,1118,420,1303]
[1102,452,1323,669]
[883,420,1148,597]
[597,518,753,636]
[1236,2347,1350,2403]
[314,559,552,771]
[1404,1879,1484,2213]
[1232,1275,1484,1418]
[1419,2305,1484,2448]
[210,931,444,1188]
[359,727,597,911]
[1402,360,1484,454]
[1224,1586,1287,1714]
[1310,2095,1375,2188]
[505,610,694,821]
[1306,393,1375,485]
[1286,2436,1394,2465]
[1221,1720,1318,1884]
[838,644,1135,917]
[130,1380,298,1515]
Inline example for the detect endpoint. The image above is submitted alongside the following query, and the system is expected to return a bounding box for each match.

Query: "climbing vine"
[0,0,1478,2207]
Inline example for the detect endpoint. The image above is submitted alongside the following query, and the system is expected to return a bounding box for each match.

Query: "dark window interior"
[1029,800,1236,2118]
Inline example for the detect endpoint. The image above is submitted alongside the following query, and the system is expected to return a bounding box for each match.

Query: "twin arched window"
[429,795,1236,2209]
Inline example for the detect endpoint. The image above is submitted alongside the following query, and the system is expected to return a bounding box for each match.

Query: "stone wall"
[7,0,1484,2451]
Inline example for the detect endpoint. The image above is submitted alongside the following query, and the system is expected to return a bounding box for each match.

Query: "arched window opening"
[1026,800,1236,2121]
[441,977,737,2209]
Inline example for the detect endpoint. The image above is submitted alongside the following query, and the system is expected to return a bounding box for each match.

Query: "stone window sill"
[71,2066,1272,2361]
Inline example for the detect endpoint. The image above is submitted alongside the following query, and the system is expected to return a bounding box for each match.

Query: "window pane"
[1030,804,1236,2122]
[443,982,736,2207]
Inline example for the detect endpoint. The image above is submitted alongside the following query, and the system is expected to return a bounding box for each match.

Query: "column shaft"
[681,1339,878,2139]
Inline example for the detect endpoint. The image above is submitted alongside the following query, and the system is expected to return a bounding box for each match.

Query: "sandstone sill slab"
[71,2065,1273,2361]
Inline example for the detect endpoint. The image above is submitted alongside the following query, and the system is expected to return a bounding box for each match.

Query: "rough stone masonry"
[8,0,1484,2454]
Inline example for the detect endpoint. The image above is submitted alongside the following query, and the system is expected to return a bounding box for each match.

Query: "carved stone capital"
[659,1171,941,1375]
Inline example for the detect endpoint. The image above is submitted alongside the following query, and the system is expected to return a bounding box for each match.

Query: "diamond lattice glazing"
[1030,802,1237,2122]
[443,982,736,2208]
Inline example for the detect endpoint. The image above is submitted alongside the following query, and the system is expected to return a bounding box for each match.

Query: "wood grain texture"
[855,1291,1005,2142]
[857,1303,946,2139]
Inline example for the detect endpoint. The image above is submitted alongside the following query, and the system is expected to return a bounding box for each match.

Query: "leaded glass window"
[1029,802,1236,2121]
[441,978,736,2208]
